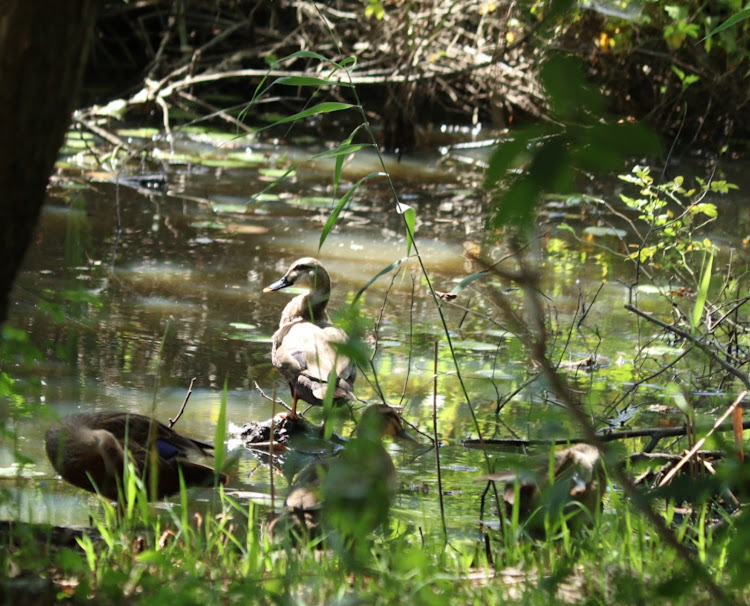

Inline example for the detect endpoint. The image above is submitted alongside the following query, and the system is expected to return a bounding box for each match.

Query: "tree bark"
[0,1,98,325]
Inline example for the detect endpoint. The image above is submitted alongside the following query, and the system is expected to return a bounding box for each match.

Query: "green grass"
[2,474,744,604]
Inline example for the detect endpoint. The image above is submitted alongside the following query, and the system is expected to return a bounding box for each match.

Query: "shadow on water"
[3,132,750,537]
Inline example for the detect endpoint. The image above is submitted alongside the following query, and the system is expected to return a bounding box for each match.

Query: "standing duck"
[264,258,357,419]
[45,412,227,501]
[268,404,416,543]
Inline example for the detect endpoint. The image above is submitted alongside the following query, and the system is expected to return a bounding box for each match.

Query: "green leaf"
[313,143,372,161]
[319,172,384,250]
[450,269,490,295]
[485,130,539,189]
[690,203,718,218]
[396,202,416,256]
[353,257,410,304]
[333,125,367,193]
[254,102,355,134]
[279,50,346,66]
[271,76,353,88]
[703,9,750,39]
[137,550,167,564]
[691,251,713,330]
[540,54,605,120]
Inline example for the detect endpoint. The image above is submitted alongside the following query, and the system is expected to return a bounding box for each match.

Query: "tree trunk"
[0,1,98,325]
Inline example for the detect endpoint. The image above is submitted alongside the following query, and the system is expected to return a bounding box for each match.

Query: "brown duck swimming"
[268,404,416,542]
[264,258,357,419]
[45,412,227,501]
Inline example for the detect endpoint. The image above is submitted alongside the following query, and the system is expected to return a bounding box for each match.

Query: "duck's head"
[357,404,417,443]
[264,258,329,293]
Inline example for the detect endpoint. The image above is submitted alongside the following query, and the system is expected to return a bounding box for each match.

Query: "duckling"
[477,443,604,533]
[45,412,227,501]
[268,404,416,544]
[264,258,357,419]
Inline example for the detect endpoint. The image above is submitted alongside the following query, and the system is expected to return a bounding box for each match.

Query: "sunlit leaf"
[690,203,718,218]
[583,226,627,238]
[396,202,416,255]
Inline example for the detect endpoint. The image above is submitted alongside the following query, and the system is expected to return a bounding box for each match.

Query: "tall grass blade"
[691,251,713,330]
[214,379,228,479]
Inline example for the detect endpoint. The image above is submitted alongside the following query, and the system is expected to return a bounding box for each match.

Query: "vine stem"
[433,341,447,541]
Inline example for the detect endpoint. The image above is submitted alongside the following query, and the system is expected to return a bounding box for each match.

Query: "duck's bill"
[396,428,419,443]
[264,276,292,292]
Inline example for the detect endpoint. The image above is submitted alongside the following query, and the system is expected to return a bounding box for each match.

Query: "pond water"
[2,129,749,539]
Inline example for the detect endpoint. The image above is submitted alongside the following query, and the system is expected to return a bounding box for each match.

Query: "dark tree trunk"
[0,1,98,325]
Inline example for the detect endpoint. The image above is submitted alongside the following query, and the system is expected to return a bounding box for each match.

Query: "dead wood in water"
[463,419,750,453]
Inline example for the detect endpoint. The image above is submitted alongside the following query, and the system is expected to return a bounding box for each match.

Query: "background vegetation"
[2,0,750,604]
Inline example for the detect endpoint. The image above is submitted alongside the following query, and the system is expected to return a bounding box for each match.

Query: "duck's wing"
[74,412,214,457]
[279,323,356,397]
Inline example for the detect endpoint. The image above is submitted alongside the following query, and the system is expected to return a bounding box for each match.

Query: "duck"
[268,404,416,544]
[45,412,227,501]
[477,443,604,533]
[264,257,357,419]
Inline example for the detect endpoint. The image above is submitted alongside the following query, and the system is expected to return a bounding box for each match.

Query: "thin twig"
[269,384,276,508]
[480,247,735,604]
[168,377,196,428]
[625,304,750,390]
[253,381,292,412]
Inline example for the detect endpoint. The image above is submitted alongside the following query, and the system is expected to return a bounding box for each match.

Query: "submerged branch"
[462,417,750,451]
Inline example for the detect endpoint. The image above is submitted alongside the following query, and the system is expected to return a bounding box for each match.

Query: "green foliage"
[617,165,735,277]
[704,7,750,38]
[365,0,385,20]
[486,55,660,231]
[0,327,42,423]
[663,5,701,50]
